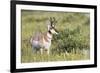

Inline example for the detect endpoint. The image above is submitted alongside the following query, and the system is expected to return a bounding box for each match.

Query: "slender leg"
[47,49,49,55]
[32,47,36,54]
[46,49,50,61]
[40,48,43,55]
[40,48,44,61]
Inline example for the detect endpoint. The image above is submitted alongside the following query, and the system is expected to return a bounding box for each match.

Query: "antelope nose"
[55,32,58,35]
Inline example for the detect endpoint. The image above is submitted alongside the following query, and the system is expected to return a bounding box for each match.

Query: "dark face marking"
[49,25,58,34]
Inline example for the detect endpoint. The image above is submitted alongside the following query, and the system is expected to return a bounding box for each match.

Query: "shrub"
[51,26,90,54]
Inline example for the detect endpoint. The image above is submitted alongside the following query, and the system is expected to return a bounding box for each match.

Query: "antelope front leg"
[46,49,50,61]
[40,48,43,55]
[47,49,50,55]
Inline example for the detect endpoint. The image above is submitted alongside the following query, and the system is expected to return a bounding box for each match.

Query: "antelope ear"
[53,17,55,21]
[53,20,57,25]
[55,20,57,23]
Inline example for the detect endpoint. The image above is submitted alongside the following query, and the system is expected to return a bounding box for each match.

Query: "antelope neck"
[48,30,52,34]
[47,31,52,39]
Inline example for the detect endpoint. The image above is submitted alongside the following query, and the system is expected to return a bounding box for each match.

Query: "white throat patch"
[47,32,52,39]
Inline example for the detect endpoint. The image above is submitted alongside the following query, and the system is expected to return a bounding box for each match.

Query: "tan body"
[30,32,52,54]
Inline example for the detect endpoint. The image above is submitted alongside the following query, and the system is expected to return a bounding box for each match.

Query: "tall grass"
[21,10,90,63]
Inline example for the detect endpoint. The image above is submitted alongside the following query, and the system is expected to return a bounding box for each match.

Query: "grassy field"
[21,10,90,63]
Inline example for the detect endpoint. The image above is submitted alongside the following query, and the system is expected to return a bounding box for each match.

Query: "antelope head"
[48,17,58,34]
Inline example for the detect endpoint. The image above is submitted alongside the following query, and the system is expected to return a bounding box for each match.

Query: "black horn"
[49,17,53,25]
[53,17,55,22]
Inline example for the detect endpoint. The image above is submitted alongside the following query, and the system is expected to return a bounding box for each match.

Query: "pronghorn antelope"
[30,17,58,55]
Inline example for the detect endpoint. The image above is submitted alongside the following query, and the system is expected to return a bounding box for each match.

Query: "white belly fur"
[43,37,51,50]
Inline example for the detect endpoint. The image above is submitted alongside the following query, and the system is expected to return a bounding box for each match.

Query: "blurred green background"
[21,10,90,63]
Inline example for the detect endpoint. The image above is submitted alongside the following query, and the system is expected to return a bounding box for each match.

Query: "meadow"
[21,10,90,63]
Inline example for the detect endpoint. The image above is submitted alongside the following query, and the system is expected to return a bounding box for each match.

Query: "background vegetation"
[21,10,90,63]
